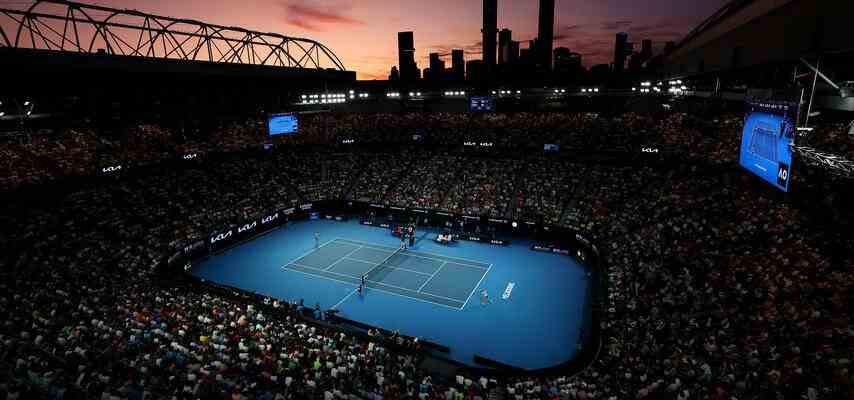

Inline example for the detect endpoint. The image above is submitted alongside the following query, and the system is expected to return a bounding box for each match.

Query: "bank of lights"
[553,89,567,93]
[300,93,347,104]
[581,88,600,93]
[444,91,466,96]
[386,92,401,98]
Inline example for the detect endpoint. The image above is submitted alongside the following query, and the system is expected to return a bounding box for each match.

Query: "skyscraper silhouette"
[451,49,465,81]
[398,32,418,81]
[613,32,628,74]
[537,0,555,72]
[427,52,445,81]
[482,0,497,76]
[499,28,512,65]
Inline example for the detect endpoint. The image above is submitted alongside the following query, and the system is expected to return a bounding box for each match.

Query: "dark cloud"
[281,0,363,31]
[428,40,483,57]
[600,20,633,31]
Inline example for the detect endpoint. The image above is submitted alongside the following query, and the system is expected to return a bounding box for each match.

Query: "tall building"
[537,0,555,72]
[641,39,653,59]
[509,41,520,63]
[499,28,512,65]
[398,31,418,81]
[451,49,465,81]
[466,59,486,82]
[482,0,498,75]
[427,52,445,81]
[613,32,628,74]
[553,47,572,71]
[553,47,583,83]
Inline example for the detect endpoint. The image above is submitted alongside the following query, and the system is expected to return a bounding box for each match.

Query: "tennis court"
[283,237,491,309]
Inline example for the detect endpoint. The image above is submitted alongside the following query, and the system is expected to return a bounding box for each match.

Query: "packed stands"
[1,110,853,400]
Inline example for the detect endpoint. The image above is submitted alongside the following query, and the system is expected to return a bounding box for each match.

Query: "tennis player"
[400,230,407,250]
[480,289,491,306]
[314,232,320,249]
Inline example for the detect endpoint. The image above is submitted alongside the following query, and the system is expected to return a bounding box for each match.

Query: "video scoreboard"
[469,96,496,112]
[268,113,299,136]
[739,97,798,192]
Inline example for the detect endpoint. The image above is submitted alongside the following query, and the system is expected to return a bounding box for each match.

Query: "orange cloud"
[282,1,364,32]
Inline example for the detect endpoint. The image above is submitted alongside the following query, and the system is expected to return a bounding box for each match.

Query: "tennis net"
[363,245,405,282]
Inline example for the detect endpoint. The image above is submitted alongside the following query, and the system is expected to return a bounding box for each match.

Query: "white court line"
[281,238,338,268]
[285,263,467,305]
[461,263,493,309]
[331,288,359,310]
[282,264,463,310]
[324,245,364,271]
[343,257,434,277]
[334,237,489,270]
[417,261,446,291]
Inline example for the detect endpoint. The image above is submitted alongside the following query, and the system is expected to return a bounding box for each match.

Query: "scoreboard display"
[268,113,299,136]
[739,98,798,192]
[469,96,496,112]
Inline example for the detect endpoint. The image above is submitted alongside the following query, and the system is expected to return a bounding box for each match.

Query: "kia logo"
[101,165,122,173]
[210,230,233,244]
[238,221,257,233]
[262,213,279,224]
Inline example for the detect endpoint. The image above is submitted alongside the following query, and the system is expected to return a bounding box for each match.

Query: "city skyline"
[1,0,729,80]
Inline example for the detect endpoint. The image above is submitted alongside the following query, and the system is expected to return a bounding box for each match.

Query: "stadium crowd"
[1,111,852,400]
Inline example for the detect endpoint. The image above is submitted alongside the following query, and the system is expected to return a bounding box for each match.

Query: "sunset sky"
[2,0,729,80]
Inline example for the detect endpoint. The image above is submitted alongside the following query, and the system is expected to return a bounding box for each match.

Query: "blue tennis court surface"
[192,219,591,370]
[285,238,490,309]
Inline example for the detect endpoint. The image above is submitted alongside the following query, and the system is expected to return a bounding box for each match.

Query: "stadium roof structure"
[662,0,854,78]
[0,0,355,83]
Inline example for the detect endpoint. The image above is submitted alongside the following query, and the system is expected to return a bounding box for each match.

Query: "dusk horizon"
[1,0,729,80]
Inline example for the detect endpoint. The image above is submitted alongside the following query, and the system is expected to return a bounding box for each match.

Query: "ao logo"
[210,230,233,244]
[262,213,279,224]
[238,221,257,233]
[102,165,122,173]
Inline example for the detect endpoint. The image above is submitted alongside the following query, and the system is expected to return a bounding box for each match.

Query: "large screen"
[268,113,299,136]
[739,98,797,192]
[469,96,495,112]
